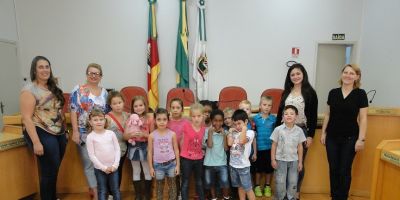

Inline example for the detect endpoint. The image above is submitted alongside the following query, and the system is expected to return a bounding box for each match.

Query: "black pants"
[24,127,67,200]
[326,136,357,200]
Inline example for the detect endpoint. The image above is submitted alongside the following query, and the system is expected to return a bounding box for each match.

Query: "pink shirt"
[152,129,176,163]
[86,130,121,171]
[167,118,189,144]
[180,123,206,160]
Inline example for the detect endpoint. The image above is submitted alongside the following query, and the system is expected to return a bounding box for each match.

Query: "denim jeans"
[326,136,357,200]
[23,127,67,200]
[94,168,121,200]
[230,166,253,192]
[154,159,177,180]
[274,160,298,200]
[204,165,230,189]
[181,157,204,200]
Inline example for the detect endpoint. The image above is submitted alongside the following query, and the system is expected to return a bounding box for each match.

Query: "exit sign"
[332,34,345,40]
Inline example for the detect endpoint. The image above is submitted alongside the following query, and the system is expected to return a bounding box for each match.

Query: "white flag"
[192,0,208,100]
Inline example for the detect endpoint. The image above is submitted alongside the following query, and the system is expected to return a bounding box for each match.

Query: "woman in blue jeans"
[21,56,67,200]
[321,64,368,200]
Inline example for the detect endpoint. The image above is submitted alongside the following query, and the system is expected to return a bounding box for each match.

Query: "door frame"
[313,41,358,85]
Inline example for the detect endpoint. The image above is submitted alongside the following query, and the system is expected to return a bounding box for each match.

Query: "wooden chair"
[120,86,147,112]
[62,93,70,114]
[218,86,247,110]
[166,88,195,110]
[261,88,284,114]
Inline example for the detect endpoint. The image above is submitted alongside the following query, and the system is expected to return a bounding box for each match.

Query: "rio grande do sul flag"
[147,0,160,110]
[192,0,208,100]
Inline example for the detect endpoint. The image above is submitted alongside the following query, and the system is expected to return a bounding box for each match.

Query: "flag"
[147,0,160,110]
[192,0,208,100]
[175,0,189,88]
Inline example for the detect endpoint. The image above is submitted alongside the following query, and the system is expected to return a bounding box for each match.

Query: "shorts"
[254,149,274,173]
[230,166,253,192]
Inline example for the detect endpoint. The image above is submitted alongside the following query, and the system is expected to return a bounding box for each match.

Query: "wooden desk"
[370,140,400,200]
[0,130,38,199]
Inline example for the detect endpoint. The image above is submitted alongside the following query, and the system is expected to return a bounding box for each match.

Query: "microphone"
[367,90,376,103]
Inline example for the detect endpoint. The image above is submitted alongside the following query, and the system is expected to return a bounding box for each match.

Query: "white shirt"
[229,130,255,168]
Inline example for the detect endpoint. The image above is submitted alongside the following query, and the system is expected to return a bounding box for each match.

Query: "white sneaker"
[108,195,113,200]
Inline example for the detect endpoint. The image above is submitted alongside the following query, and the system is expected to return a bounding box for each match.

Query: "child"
[223,107,234,131]
[227,109,256,200]
[253,96,276,197]
[167,98,190,146]
[180,103,207,200]
[270,105,306,200]
[124,96,154,200]
[238,100,257,183]
[148,108,180,200]
[203,109,230,200]
[167,98,189,199]
[86,109,121,200]
[105,91,130,188]
[200,100,214,127]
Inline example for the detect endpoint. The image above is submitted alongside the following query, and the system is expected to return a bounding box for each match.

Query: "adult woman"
[276,63,318,200]
[321,64,368,200]
[21,56,67,200]
[70,63,109,200]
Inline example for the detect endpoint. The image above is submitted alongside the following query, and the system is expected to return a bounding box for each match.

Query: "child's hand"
[271,159,278,169]
[208,127,214,134]
[251,153,257,162]
[175,166,180,175]
[105,167,112,174]
[228,128,236,133]
[298,162,303,172]
[242,124,248,132]
[149,167,155,178]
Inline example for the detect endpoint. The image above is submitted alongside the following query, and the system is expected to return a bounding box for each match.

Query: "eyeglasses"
[87,72,102,77]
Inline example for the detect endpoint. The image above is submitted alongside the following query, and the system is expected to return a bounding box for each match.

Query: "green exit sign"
[332,34,345,40]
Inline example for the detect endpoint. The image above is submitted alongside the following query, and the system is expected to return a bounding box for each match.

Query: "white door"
[316,44,351,114]
[0,40,21,129]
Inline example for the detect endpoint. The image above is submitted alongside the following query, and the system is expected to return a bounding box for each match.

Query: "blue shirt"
[203,129,228,166]
[253,113,276,150]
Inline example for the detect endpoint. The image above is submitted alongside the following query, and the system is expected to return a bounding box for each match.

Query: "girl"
[105,91,130,187]
[124,96,154,200]
[148,108,180,200]
[167,98,189,198]
[86,109,121,200]
[180,103,207,200]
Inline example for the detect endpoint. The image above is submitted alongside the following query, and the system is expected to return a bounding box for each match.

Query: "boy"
[270,105,306,200]
[227,109,256,200]
[253,96,276,197]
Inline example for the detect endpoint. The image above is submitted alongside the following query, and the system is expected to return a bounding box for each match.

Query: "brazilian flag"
[175,0,189,88]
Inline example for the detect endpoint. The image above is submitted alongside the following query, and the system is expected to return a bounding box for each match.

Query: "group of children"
[85,91,306,200]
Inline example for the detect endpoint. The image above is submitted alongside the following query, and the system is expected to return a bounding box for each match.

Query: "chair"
[166,88,195,110]
[261,88,284,114]
[62,93,70,113]
[120,86,148,112]
[218,86,247,110]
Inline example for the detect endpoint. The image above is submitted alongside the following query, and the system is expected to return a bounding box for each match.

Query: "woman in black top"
[276,63,318,200]
[321,64,368,200]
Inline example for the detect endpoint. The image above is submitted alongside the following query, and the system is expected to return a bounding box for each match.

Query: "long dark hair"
[30,56,65,106]
[283,64,315,99]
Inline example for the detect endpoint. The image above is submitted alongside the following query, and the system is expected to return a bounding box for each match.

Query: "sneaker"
[254,186,263,197]
[264,185,272,197]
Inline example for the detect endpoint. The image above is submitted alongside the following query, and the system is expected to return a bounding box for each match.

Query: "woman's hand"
[355,140,365,152]
[33,142,44,156]
[320,132,327,145]
[71,130,80,144]
[298,162,303,172]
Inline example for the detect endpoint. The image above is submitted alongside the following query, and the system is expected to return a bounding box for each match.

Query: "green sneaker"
[254,186,263,197]
[264,185,272,197]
